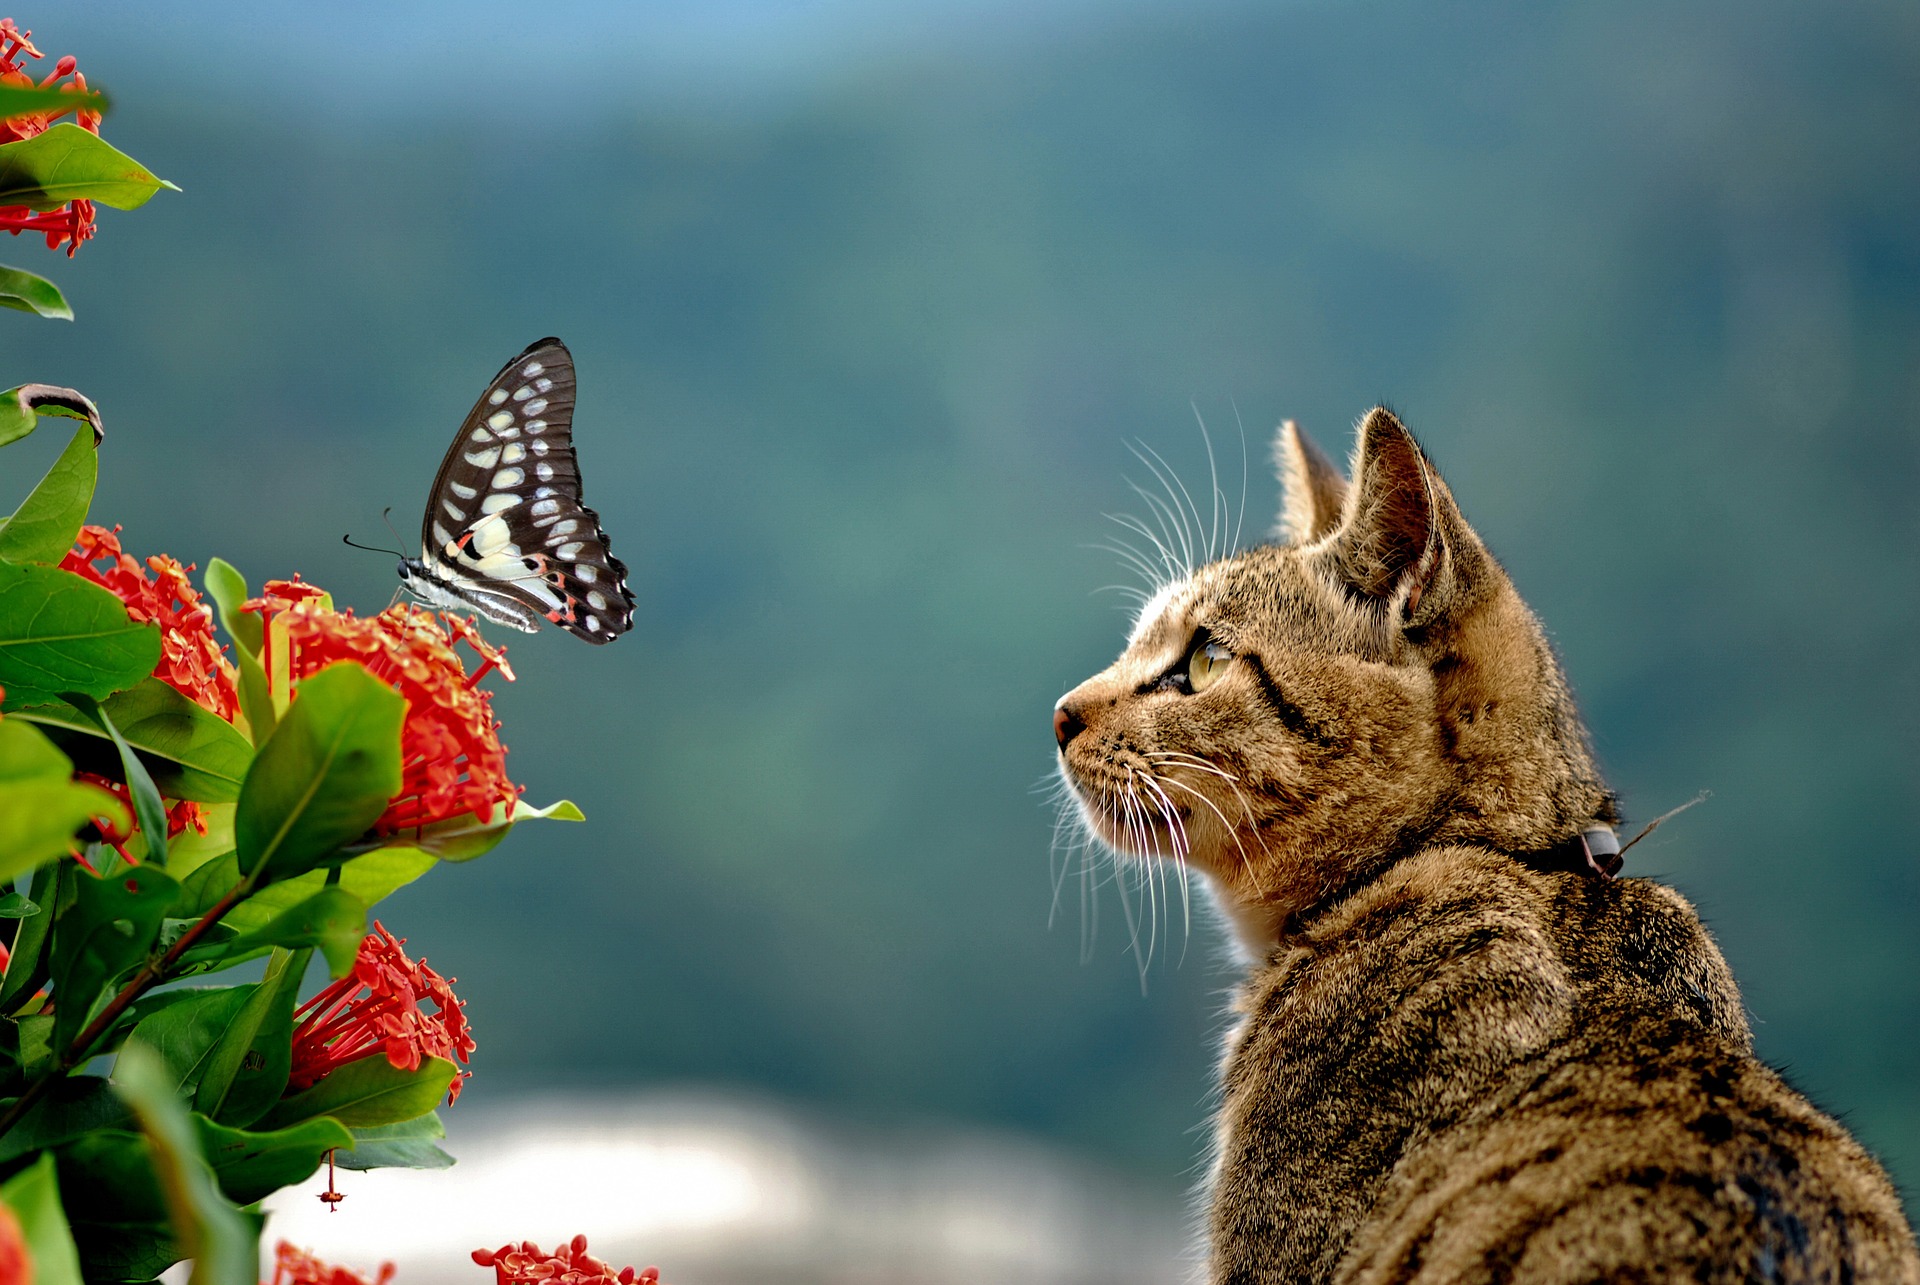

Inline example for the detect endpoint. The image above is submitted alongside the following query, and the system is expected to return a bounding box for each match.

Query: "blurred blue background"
[4,0,1916,1265]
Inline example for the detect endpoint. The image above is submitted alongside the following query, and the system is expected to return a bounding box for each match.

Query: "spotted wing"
[417,337,635,644]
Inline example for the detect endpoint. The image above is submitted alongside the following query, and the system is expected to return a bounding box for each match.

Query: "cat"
[1051,409,1919,1283]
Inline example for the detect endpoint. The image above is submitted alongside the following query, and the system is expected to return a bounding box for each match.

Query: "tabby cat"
[1051,409,1919,1282]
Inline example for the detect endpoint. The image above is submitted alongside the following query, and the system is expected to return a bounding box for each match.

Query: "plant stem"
[0,878,250,1136]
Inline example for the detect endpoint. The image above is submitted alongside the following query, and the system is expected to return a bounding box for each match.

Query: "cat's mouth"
[1086,806,1185,859]
[1061,762,1192,860]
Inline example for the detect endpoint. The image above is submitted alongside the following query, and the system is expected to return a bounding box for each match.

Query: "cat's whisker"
[1127,442,1196,568]
[1089,535,1168,597]
[1127,472,1197,578]
[1123,482,1194,580]
[1115,485,1179,566]
[1144,750,1240,782]
[1159,775,1257,881]
[1137,769,1195,962]
[1106,511,1185,583]
[1129,454,1199,571]
[1122,771,1160,975]
[1228,398,1249,558]
[1043,772,1083,929]
[1134,439,1209,570]
[1080,819,1096,963]
[1089,535,1163,588]
[1091,583,1152,612]
[1188,402,1225,565]
[1045,766,1121,962]
[1114,781,1152,989]
[1143,752,1270,854]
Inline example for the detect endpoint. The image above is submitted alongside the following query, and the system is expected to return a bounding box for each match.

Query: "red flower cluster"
[0,17,102,255]
[243,581,518,833]
[62,526,240,722]
[288,922,475,1104]
[72,770,205,870]
[59,525,236,845]
[267,1240,396,1285]
[471,1236,660,1285]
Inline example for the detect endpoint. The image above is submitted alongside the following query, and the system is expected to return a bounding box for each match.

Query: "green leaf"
[200,559,260,659]
[0,261,72,320]
[0,562,159,708]
[162,803,234,885]
[173,868,330,960]
[0,772,118,883]
[201,560,272,749]
[110,1042,256,1285]
[0,123,176,212]
[119,985,254,1097]
[65,694,168,867]
[8,1011,53,1080]
[174,851,241,921]
[116,985,217,1039]
[0,778,113,882]
[255,1055,456,1132]
[0,860,62,1013]
[0,891,37,917]
[12,678,254,804]
[59,1217,178,1285]
[258,807,571,902]
[199,948,304,1128]
[353,796,586,863]
[0,82,107,123]
[0,1152,85,1285]
[195,1113,351,1206]
[49,864,178,1054]
[54,1128,168,1239]
[0,719,122,883]
[181,887,363,977]
[338,845,438,903]
[0,712,75,780]
[0,383,100,451]
[334,1110,455,1171]
[234,662,402,884]
[0,422,92,564]
[0,1074,130,1164]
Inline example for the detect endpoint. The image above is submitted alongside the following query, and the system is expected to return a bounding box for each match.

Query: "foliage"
[0,21,582,1280]
[0,16,158,292]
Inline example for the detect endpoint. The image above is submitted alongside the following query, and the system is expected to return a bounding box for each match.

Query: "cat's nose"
[1054,702,1086,749]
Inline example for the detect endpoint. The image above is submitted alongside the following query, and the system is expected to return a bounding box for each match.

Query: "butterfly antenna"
[379,506,413,559]
[341,533,405,558]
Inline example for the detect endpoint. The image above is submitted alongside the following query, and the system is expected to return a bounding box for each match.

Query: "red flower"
[267,1240,395,1285]
[471,1235,661,1285]
[72,770,207,865]
[0,18,103,256]
[288,922,475,1104]
[243,581,518,833]
[61,526,240,723]
[0,1193,30,1285]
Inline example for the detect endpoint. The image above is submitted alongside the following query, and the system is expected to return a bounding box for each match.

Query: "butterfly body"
[402,338,633,643]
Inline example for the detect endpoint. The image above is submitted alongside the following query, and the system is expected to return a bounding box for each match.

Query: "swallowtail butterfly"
[395,338,634,643]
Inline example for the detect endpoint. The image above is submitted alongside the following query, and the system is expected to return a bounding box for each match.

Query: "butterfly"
[392,338,634,643]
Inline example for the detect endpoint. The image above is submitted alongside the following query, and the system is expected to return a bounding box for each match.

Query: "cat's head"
[1053,409,1616,955]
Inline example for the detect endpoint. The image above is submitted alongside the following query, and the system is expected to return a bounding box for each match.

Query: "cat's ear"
[1273,420,1347,545]
[1320,407,1484,628]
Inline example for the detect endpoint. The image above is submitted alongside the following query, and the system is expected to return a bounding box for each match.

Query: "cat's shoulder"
[1238,848,1749,1048]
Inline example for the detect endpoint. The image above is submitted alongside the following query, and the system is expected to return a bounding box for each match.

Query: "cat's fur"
[1052,409,1918,1283]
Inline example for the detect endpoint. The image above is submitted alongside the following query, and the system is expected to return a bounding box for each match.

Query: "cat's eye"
[1187,640,1233,693]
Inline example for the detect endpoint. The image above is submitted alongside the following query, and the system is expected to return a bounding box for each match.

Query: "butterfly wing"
[416,338,635,644]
